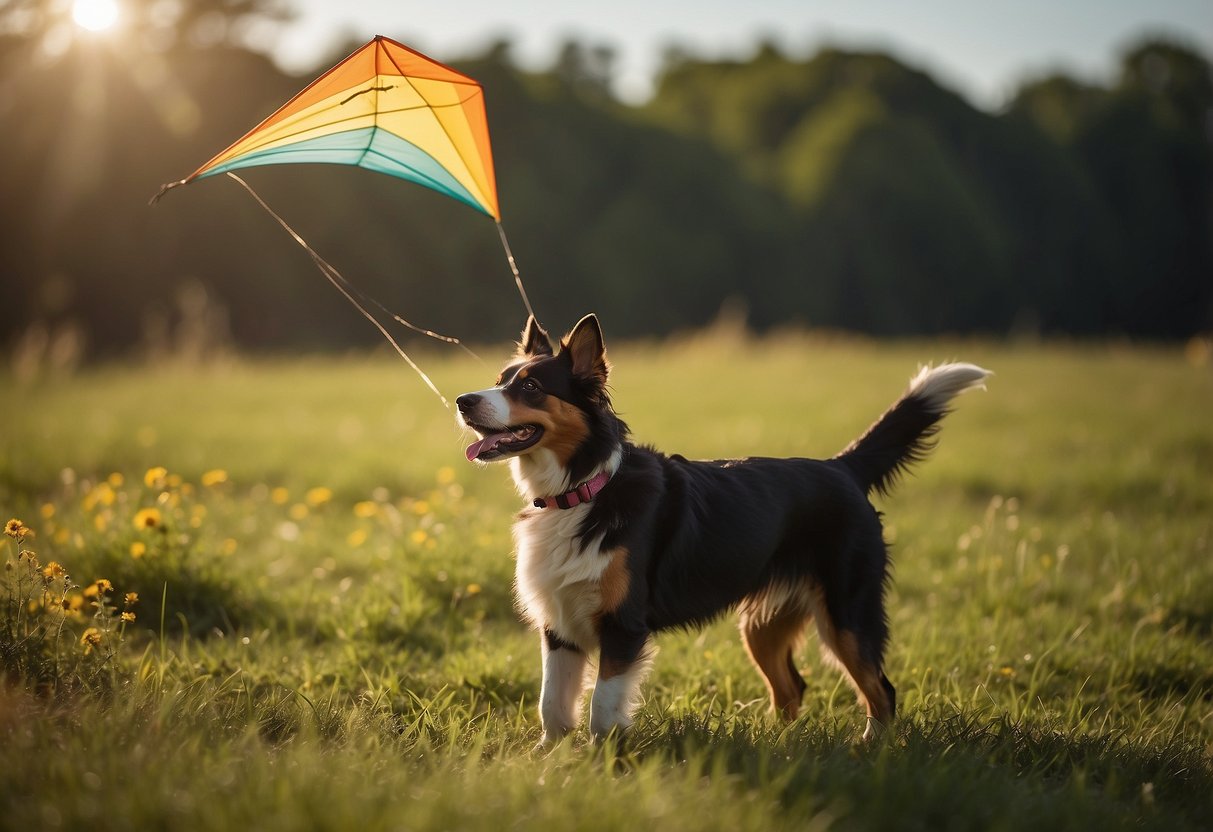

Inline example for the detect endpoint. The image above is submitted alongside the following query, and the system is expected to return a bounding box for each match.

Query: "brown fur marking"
[506,398,590,467]
[599,548,631,613]
[740,611,808,719]
[598,653,631,680]
[833,630,893,727]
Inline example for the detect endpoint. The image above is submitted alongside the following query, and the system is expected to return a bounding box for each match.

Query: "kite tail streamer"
[224,172,454,410]
[495,221,537,323]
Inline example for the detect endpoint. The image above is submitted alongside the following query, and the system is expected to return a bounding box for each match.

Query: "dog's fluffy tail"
[835,363,990,497]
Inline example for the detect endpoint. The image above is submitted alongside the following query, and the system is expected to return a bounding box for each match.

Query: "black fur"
[544,628,582,654]
[837,392,950,497]
[575,448,890,639]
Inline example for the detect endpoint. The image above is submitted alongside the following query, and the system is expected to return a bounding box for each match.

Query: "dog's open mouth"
[464,423,544,462]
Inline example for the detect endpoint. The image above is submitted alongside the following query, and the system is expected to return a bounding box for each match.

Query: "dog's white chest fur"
[513,506,611,650]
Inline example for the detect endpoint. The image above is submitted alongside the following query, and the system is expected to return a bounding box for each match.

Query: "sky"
[274,0,1212,107]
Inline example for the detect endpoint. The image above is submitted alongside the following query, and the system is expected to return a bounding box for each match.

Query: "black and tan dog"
[457,315,988,744]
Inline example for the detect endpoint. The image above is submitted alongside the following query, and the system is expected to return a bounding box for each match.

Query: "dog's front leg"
[538,628,588,746]
[589,615,650,740]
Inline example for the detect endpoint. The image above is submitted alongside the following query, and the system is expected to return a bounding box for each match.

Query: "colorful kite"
[155,36,537,407]
[162,35,500,220]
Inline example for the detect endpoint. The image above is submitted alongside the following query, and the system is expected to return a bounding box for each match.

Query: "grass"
[2,332,1211,831]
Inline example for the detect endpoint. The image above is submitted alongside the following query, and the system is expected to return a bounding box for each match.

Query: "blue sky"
[274,0,1211,107]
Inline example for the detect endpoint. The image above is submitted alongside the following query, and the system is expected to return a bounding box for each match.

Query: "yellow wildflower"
[108,472,125,488]
[41,561,66,580]
[64,594,84,612]
[410,500,430,517]
[80,627,102,653]
[130,541,146,559]
[5,518,31,539]
[289,503,309,521]
[353,501,379,518]
[189,504,207,529]
[83,579,113,600]
[40,503,55,519]
[347,529,368,547]
[466,583,482,596]
[84,482,116,511]
[270,487,289,505]
[144,466,168,488]
[120,611,136,623]
[436,466,456,485]
[410,529,428,545]
[221,538,238,556]
[201,469,228,487]
[305,487,333,507]
[167,474,183,488]
[133,508,162,530]
[124,592,139,606]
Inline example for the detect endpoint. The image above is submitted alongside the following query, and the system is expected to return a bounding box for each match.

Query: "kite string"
[495,221,536,322]
[224,172,454,410]
[223,176,479,361]
[337,274,482,364]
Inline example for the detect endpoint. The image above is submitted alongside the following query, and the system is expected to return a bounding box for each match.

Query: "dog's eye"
[521,379,540,393]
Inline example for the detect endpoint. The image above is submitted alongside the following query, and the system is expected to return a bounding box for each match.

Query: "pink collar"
[532,469,613,510]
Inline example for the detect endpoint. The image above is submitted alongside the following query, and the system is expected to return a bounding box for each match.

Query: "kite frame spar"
[153,36,538,404]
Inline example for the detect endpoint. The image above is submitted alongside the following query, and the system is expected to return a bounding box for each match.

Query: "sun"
[72,0,120,32]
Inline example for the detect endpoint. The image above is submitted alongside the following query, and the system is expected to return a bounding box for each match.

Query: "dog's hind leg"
[830,630,895,741]
[811,595,894,741]
[739,609,809,720]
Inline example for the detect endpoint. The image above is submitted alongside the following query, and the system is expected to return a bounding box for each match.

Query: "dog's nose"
[456,393,482,414]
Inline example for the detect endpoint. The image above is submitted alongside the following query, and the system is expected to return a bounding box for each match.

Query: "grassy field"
[2,333,1211,831]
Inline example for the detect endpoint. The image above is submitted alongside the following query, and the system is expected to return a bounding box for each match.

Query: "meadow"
[2,332,1211,831]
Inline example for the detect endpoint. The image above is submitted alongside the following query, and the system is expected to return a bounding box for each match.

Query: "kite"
[154,36,536,406]
[164,35,500,221]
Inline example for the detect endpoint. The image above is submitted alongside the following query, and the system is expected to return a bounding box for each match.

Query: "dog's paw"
[859,717,892,744]
[535,727,573,752]
[588,722,630,745]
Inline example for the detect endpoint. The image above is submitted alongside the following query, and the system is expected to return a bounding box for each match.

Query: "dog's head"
[457,314,624,483]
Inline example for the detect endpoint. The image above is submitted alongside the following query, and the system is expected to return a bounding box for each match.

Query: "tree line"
[1,8,1208,357]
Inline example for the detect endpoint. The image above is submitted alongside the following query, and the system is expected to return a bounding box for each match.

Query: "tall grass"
[1,335,1210,830]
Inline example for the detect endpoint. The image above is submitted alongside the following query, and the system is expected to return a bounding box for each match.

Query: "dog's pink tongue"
[465,430,514,462]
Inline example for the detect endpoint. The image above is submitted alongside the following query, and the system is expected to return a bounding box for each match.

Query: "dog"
[456,314,988,744]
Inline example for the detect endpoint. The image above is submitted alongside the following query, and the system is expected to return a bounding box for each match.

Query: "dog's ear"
[517,316,554,357]
[561,314,609,385]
